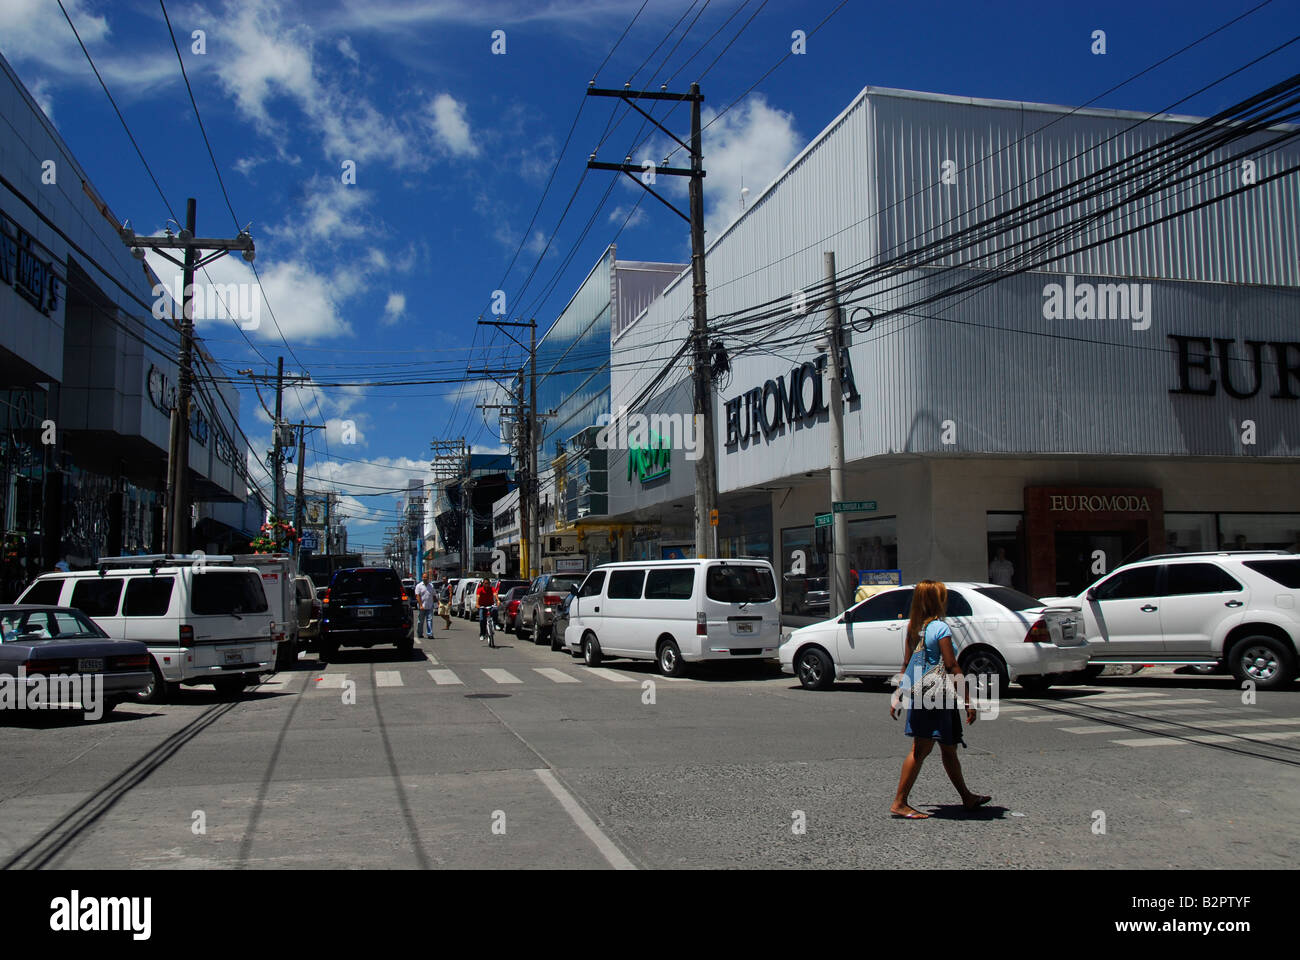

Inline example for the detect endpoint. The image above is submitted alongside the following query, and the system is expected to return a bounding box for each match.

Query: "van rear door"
[188,569,274,672]
[703,562,780,650]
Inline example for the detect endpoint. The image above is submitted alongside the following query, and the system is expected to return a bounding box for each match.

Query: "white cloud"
[608,204,646,229]
[383,292,406,324]
[427,93,479,157]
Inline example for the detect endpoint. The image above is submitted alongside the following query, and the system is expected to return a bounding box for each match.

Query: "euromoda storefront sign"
[723,349,860,449]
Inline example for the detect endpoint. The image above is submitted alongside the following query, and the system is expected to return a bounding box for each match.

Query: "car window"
[1092,566,1160,601]
[550,576,583,594]
[645,568,695,600]
[974,587,1043,612]
[332,569,401,599]
[847,588,913,623]
[20,578,63,606]
[70,578,125,618]
[607,569,646,600]
[13,611,54,638]
[1243,559,1300,589]
[578,571,606,598]
[1165,563,1243,595]
[123,577,175,617]
[51,610,105,638]
[945,591,973,617]
[191,571,270,615]
[706,565,776,603]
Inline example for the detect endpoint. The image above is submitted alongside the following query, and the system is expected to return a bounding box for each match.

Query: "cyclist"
[476,579,497,647]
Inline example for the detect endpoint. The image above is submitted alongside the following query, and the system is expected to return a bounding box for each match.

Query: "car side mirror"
[1085,588,1097,601]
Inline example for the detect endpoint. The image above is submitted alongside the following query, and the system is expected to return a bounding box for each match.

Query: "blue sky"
[2,0,1297,550]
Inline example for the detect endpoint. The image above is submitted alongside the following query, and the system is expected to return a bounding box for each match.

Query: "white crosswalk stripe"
[534,668,581,684]
[428,669,462,685]
[1081,697,1212,708]
[482,668,522,684]
[582,667,637,683]
[375,671,403,687]
[314,674,348,689]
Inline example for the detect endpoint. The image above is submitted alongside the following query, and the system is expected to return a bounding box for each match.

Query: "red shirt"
[476,583,494,606]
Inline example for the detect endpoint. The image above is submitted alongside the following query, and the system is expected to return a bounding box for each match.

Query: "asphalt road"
[1,615,1298,869]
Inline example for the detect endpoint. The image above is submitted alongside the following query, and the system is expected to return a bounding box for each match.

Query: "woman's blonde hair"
[905,580,948,655]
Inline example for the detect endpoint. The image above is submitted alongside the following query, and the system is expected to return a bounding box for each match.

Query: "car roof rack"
[1140,550,1293,562]
[94,553,237,578]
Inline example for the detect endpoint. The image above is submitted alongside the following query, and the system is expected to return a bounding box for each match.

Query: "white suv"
[1043,552,1300,690]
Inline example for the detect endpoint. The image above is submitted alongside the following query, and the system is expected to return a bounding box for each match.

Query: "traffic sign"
[300,530,319,550]
[833,500,877,514]
[814,513,833,528]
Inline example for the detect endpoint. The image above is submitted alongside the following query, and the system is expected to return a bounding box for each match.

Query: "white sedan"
[778,582,1090,694]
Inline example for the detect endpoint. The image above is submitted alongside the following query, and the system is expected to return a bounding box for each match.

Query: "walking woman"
[889,579,991,819]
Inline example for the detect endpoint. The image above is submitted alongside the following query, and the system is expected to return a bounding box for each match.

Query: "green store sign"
[627,432,671,484]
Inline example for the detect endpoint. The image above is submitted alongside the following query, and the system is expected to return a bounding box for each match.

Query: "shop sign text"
[724,350,859,449]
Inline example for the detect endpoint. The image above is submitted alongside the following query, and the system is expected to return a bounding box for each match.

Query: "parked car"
[550,591,575,652]
[564,559,782,676]
[494,586,528,632]
[401,578,417,614]
[462,579,485,620]
[779,582,1089,693]
[0,605,153,717]
[517,572,587,645]
[319,567,413,659]
[17,557,277,703]
[783,575,830,616]
[453,578,478,618]
[1039,551,1300,690]
[295,575,322,648]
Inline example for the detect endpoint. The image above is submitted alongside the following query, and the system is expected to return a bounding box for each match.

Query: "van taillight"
[321,589,330,605]
[1024,618,1050,643]
[401,590,408,602]
[696,612,707,636]
[179,624,194,643]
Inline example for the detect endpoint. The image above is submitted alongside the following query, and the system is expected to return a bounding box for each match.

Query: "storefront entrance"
[1025,486,1163,598]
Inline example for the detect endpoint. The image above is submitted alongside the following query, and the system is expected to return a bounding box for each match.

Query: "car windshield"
[333,570,401,599]
[974,587,1044,612]
[707,565,776,603]
[192,571,269,615]
[548,577,583,593]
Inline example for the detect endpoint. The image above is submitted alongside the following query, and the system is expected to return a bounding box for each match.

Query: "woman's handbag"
[915,629,957,707]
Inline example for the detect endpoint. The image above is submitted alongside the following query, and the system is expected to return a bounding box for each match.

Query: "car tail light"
[179,624,194,643]
[544,593,562,607]
[401,590,408,602]
[696,612,707,636]
[321,588,330,605]
[111,654,151,670]
[1024,617,1051,643]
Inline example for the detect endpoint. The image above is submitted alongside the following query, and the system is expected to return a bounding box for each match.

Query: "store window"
[985,512,1026,591]
[847,516,899,586]
[1163,513,1215,553]
[718,502,772,561]
[1217,514,1300,552]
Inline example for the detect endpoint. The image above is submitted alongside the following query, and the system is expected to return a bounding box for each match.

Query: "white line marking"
[534,768,634,870]
[1111,737,1191,747]
[1059,725,1126,734]
[375,671,403,687]
[1012,715,1073,723]
[534,668,580,684]
[482,668,522,684]
[313,674,348,689]
[582,667,637,683]
[428,669,462,685]
[1085,697,1212,707]
[424,653,439,665]
[1078,692,1170,701]
[1244,730,1300,742]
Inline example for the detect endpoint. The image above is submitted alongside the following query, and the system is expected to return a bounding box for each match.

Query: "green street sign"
[833,500,877,514]
[814,513,833,528]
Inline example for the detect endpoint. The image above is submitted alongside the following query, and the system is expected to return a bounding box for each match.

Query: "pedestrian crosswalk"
[300,662,704,692]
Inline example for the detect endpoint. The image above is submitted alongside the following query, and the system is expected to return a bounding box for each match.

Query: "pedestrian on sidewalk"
[888,579,991,819]
[414,571,437,640]
[476,579,496,647]
[438,579,453,629]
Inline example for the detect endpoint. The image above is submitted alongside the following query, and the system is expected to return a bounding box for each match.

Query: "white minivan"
[17,556,277,703]
[563,559,781,676]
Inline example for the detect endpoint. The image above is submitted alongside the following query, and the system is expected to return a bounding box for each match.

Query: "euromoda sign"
[723,350,860,449]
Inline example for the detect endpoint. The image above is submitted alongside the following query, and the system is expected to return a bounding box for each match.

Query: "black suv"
[319,567,413,659]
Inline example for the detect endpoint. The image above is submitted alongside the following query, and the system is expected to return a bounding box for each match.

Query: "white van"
[454,578,479,618]
[564,559,781,676]
[17,555,277,703]
[204,553,304,668]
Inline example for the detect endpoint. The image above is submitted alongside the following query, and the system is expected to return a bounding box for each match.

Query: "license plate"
[736,622,754,634]
[222,648,249,665]
[357,608,374,618]
[77,658,104,672]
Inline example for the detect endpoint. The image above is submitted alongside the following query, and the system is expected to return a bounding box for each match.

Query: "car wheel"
[658,639,687,677]
[96,697,121,719]
[396,633,414,655]
[135,661,170,704]
[1229,635,1296,690]
[533,623,548,646]
[960,649,1009,701]
[795,646,835,690]
[1079,664,1106,681]
[1019,675,1055,695]
[550,627,564,652]
[582,633,603,667]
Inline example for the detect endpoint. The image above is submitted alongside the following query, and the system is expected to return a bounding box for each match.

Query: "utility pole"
[291,422,326,557]
[236,360,311,523]
[119,199,254,553]
[824,251,849,617]
[587,81,716,557]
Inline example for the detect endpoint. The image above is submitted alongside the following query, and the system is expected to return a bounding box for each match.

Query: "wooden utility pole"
[586,82,716,557]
